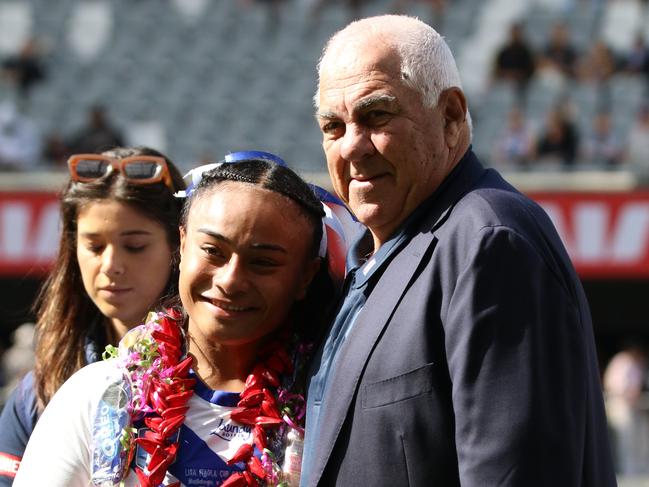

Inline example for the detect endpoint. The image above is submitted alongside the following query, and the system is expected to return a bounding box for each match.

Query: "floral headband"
[176,151,361,284]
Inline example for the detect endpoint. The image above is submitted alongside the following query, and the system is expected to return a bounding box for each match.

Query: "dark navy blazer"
[302,150,616,486]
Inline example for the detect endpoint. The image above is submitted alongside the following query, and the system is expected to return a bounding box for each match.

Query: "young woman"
[0,147,185,484]
[13,157,342,487]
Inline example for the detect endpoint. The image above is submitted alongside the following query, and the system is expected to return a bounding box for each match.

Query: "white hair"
[314,15,472,133]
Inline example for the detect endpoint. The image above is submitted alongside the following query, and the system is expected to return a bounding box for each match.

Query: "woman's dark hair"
[181,159,334,342]
[33,146,185,411]
[182,159,325,258]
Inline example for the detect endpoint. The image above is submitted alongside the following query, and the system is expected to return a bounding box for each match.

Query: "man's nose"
[340,123,374,162]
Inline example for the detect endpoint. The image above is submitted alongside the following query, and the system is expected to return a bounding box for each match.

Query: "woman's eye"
[251,258,280,269]
[202,245,224,259]
[125,245,147,253]
[86,244,104,254]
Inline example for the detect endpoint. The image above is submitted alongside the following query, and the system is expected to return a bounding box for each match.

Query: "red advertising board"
[529,191,649,279]
[0,192,60,277]
[2,190,649,279]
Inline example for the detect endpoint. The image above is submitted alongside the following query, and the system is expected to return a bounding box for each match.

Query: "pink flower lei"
[103,308,309,487]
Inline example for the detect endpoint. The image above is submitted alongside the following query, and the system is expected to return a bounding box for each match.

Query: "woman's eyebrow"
[197,228,287,253]
[198,228,230,242]
[251,243,287,253]
[120,230,153,236]
[78,230,152,237]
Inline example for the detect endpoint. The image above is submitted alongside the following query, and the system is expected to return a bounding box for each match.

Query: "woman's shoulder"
[57,359,124,400]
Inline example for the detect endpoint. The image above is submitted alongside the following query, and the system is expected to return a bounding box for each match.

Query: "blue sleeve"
[0,372,39,485]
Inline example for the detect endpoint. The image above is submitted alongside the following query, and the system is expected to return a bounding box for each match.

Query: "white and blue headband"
[176,151,361,283]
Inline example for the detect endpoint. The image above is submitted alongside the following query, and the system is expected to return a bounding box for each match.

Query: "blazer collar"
[415,146,486,233]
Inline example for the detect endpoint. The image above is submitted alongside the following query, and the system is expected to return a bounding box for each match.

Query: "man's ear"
[439,87,467,148]
[296,257,322,301]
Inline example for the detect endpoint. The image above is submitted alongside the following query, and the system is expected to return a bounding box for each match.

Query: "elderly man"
[301,15,615,487]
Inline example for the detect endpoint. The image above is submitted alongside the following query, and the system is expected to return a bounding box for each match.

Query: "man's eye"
[364,110,390,125]
[321,121,344,136]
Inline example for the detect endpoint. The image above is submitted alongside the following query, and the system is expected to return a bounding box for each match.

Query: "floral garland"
[103,308,308,487]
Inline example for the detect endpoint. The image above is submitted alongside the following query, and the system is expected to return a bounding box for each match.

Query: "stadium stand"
[0,0,647,177]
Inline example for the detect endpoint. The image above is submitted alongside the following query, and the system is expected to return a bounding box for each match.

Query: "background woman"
[0,147,185,484]
[14,157,338,487]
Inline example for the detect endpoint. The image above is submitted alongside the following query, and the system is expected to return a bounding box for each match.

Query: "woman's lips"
[98,287,133,300]
[200,296,257,318]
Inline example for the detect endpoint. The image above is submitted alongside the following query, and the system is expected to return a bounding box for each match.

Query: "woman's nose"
[100,246,125,276]
[214,257,247,295]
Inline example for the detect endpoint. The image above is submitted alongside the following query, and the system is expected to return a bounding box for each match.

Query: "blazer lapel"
[308,230,436,485]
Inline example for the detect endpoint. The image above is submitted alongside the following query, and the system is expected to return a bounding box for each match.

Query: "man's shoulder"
[440,169,545,230]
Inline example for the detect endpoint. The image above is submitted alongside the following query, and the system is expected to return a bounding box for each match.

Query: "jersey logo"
[210,418,251,442]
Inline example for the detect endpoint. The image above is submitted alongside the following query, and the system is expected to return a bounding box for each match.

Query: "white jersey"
[14,360,251,486]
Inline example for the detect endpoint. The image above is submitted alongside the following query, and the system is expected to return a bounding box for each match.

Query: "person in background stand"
[66,104,125,155]
[0,146,185,484]
[492,22,537,99]
[301,14,616,486]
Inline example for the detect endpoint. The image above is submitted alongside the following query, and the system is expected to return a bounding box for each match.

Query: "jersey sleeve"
[12,361,117,487]
[0,372,39,484]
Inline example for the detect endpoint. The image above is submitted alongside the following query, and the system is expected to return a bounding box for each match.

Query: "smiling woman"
[13,156,340,487]
[0,146,185,485]
[180,183,320,361]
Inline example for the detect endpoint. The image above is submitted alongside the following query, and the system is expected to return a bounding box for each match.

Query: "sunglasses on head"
[67,154,174,190]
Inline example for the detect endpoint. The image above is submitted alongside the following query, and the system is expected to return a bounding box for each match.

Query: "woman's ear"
[296,257,322,300]
[179,226,186,264]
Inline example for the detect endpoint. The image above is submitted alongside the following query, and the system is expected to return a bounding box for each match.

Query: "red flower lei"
[107,308,308,487]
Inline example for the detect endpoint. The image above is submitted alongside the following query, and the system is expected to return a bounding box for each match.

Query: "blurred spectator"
[538,21,578,80]
[603,343,649,475]
[237,0,289,34]
[624,103,649,176]
[492,23,537,97]
[576,39,617,83]
[43,131,69,167]
[491,105,535,170]
[390,0,447,32]
[0,38,46,100]
[0,323,35,406]
[66,104,124,155]
[307,0,368,25]
[0,101,43,171]
[623,32,649,83]
[534,106,579,167]
[582,111,623,167]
